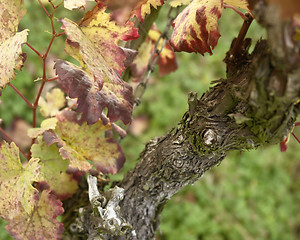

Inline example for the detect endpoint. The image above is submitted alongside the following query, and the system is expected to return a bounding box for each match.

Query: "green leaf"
[43,110,125,174]
[6,190,64,240]
[31,137,78,200]
[27,117,57,139]
[0,141,40,220]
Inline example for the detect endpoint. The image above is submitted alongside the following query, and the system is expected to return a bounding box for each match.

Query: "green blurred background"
[1,1,300,240]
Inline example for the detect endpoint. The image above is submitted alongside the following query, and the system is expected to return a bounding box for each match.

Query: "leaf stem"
[25,42,42,58]
[31,0,63,147]
[38,0,50,17]
[224,4,247,20]
[291,132,300,144]
[0,127,28,159]
[229,13,253,57]
[8,83,33,108]
[47,76,59,82]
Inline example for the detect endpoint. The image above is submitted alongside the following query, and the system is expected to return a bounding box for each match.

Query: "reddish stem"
[291,132,300,144]
[295,122,300,126]
[25,42,42,58]
[38,0,50,17]
[230,13,253,57]
[224,4,248,20]
[30,1,63,149]
[56,32,65,37]
[0,127,28,159]
[47,76,59,82]
[8,83,33,108]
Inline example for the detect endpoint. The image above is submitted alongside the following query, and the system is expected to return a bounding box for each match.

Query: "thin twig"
[47,76,59,82]
[25,42,42,58]
[8,83,33,108]
[38,0,50,17]
[0,127,28,159]
[291,132,300,144]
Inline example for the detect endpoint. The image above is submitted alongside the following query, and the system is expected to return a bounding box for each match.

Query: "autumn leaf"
[99,0,166,22]
[131,26,177,81]
[39,88,66,117]
[131,40,153,82]
[170,0,223,54]
[6,190,64,240]
[135,0,166,21]
[43,110,125,174]
[31,137,78,200]
[224,0,250,11]
[0,141,40,221]
[148,28,178,76]
[55,5,139,124]
[169,0,191,7]
[0,0,28,89]
[63,0,92,10]
[27,117,57,139]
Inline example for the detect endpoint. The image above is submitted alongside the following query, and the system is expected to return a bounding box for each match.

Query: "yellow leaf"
[38,88,66,117]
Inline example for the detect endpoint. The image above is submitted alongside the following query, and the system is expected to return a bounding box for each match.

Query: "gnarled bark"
[65,1,300,239]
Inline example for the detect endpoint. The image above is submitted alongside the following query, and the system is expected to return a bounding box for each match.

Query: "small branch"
[229,13,253,57]
[47,76,59,82]
[44,35,56,59]
[25,42,42,58]
[0,127,28,159]
[38,0,50,17]
[56,32,65,37]
[291,132,300,144]
[224,4,248,20]
[8,83,33,108]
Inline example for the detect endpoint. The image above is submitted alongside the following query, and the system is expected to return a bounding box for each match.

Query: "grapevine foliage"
[0,0,28,88]
[0,0,252,239]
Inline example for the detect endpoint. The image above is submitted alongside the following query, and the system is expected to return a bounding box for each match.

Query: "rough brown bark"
[64,1,300,239]
[117,2,300,239]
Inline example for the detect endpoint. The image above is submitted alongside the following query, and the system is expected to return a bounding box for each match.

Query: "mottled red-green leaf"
[27,117,57,139]
[131,40,153,82]
[0,141,40,221]
[0,0,28,89]
[6,190,64,240]
[38,88,66,117]
[43,110,125,174]
[55,5,138,124]
[55,60,133,125]
[170,0,223,54]
[31,137,78,200]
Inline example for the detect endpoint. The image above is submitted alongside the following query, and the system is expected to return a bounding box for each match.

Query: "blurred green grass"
[1,2,300,240]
